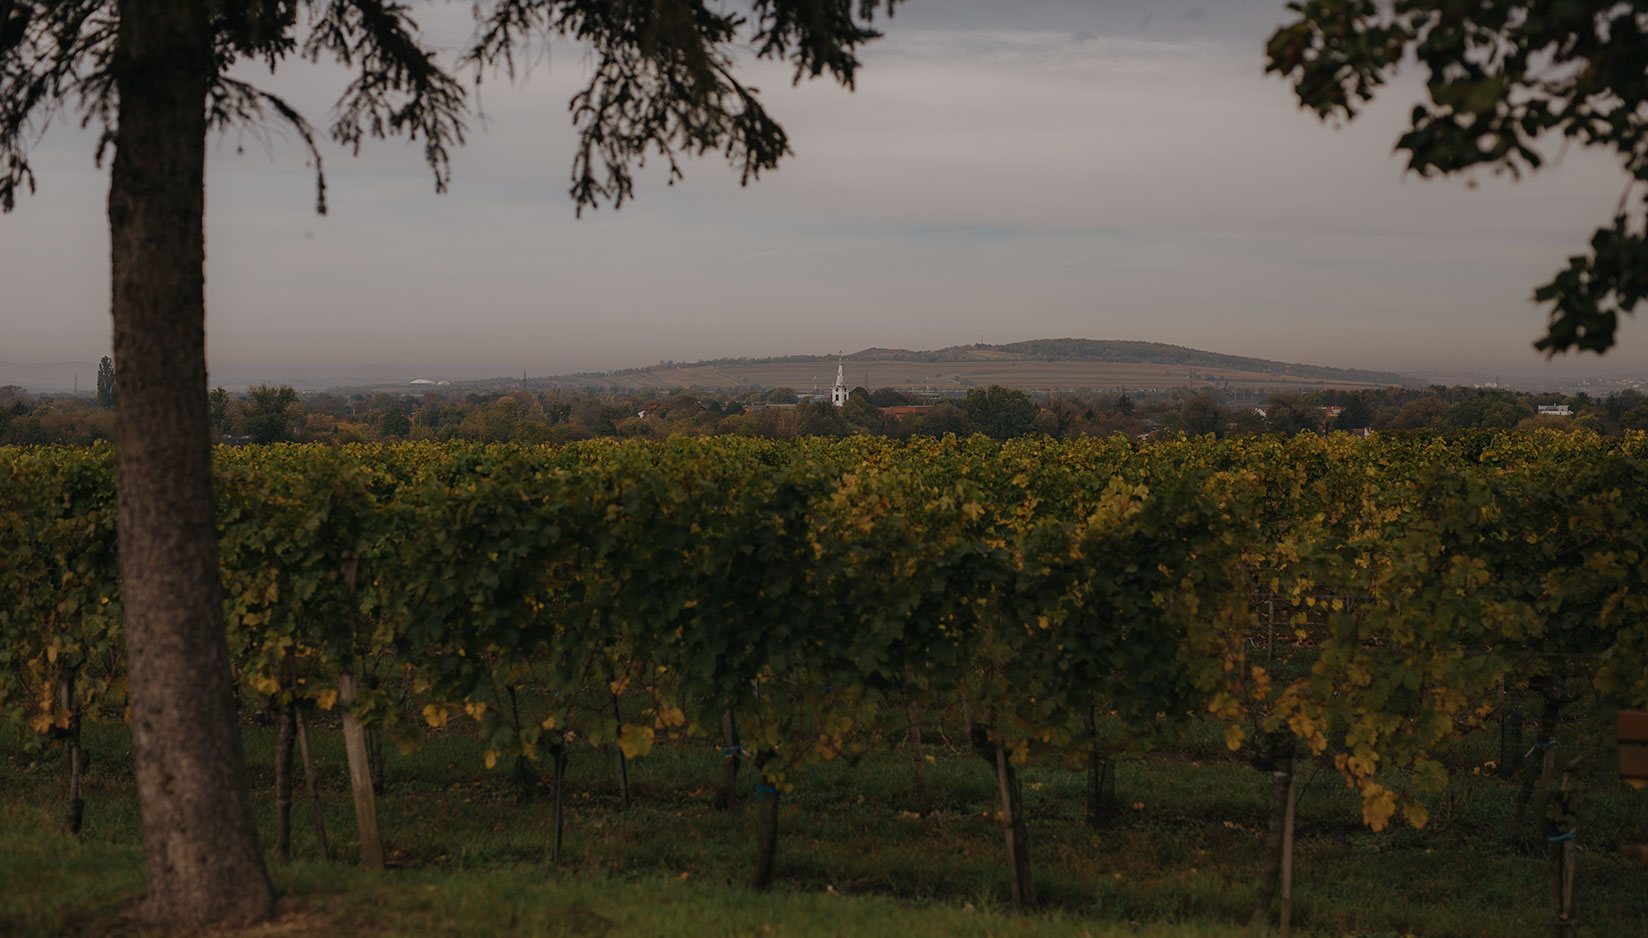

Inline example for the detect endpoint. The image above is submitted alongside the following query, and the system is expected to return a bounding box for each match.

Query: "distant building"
[1538,405,1573,417]
[830,361,850,408]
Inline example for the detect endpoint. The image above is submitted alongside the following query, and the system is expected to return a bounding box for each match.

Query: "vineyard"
[3,432,1647,936]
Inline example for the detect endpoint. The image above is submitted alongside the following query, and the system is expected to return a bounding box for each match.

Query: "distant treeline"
[3,380,1645,447]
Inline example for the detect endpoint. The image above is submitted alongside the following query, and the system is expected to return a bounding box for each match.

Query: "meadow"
[5,704,1645,938]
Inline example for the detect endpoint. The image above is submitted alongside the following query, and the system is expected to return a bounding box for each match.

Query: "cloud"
[3,7,1641,385]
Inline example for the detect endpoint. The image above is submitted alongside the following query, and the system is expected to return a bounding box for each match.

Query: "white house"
[1538,404,1573,417]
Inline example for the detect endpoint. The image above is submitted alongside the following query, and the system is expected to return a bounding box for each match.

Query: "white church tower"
[830,359,850,408]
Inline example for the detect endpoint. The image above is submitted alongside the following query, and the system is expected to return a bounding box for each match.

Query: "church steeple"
[830,356,849,408]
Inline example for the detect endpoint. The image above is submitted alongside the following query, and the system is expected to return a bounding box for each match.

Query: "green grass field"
[4,712,1645,937]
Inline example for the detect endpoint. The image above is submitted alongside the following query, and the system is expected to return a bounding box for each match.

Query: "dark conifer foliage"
[1268,2,1648,355]
[1,1,899,213]
[95,356,114,410]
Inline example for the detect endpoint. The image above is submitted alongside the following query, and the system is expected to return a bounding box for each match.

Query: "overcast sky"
[5,1,1644,388]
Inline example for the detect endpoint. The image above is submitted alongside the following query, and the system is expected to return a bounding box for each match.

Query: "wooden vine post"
[550,735,568,863]
[906,702,930,818]
[1279,755,1299,938]
[611,692,631,809]
[337,551,383,871]
[905,667,930,817]
[1253,736,1298,930]
[1084,698,1115,827]
[1544,769,1580,938]
[972,717,1033,910]
[294,700,330,860]
[337,671,383,870]
[60,667,85,835]
[994,739,1033,909]
[716,709,741,811]
[274,696,295,860]
[1498,678,1524,779]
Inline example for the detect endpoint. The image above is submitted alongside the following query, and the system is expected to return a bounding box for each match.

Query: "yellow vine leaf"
[616,724,655,760]
[1402,800,1430,830]
[464,700,487,720]
[423,704,450,728]
[655,706,686,729]
[1361,783,1398,831]
[1225,725,1247,751]
[315,689,338,712]
[483,750,498,769]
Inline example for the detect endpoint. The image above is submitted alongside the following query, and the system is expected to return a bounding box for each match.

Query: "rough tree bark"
[108,0,275,924]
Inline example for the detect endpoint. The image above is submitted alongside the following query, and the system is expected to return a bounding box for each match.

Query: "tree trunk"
[611,692,631,809]
[1512,689,1564,836]
[1085,699,1115,827]
[1498,680,1524,779]
[751,768,781,890]
[368,725,385,797]
[508,685,540,805]
[1546,771,1578,938]
[550,739,568,863]
[274,698,295,861]
[337,672,384,870]
[109,0,274,924]
[714,708,741,811]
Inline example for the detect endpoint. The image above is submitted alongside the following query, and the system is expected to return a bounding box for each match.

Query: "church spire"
[830,355,849,408]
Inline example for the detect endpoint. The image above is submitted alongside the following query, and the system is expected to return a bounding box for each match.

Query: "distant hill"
[842,339,1406,384]
[540,339,1413,394]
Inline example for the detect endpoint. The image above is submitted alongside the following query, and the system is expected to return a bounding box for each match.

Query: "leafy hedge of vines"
[3,432,1646,830]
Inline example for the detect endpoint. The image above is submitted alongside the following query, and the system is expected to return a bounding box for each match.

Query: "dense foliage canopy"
[1269,1,1648,355]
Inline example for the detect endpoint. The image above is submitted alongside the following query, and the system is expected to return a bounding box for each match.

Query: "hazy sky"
[5,1,1645,388]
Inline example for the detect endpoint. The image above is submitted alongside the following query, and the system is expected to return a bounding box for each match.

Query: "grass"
[3,712,1646,938]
